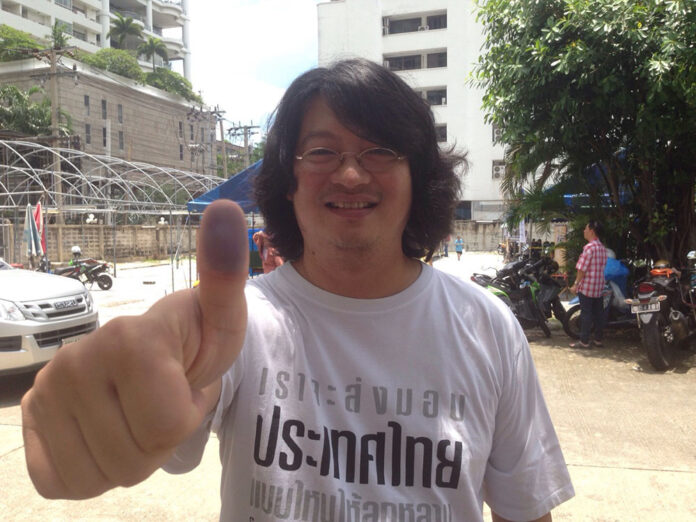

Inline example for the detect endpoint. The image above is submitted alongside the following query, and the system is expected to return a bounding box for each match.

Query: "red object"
[33,202,46,252]
[575,239,608,297]
[649,267,675,278]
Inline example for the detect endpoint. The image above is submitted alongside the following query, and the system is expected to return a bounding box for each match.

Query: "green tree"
[144,68,202,103]
[77,48,144,81]
[0,24,40,61]
[108,12,143,49]
[217,138,265,177]
[137,36,168,71]
[474,0,696,264]
[0,85,71,136]
[49,20,71,50]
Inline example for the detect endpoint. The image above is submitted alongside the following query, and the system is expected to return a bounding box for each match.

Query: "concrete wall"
[0,223,198,265]
[0,59,216,174]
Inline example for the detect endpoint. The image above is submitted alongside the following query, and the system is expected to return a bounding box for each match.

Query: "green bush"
[78,48,144,81]
[145,68,202,103]
[0,25,40,61]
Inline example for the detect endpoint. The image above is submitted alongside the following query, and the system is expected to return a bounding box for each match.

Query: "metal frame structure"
[0,140,224,216]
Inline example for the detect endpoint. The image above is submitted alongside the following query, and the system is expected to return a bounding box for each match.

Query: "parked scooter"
[625,255,696,371]
[50,246,113,290]
[562,258,635,339]
[471,257,552,337]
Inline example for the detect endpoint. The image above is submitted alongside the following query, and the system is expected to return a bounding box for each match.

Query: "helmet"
[654,259,670,269]
[687,251,696,271]
[687,251,696,260]
[71,245,82,255]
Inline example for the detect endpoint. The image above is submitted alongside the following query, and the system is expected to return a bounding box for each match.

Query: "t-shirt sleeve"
[483,339,575,520]
[576,245,590,271]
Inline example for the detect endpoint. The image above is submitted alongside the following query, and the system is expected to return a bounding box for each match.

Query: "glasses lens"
[359,148,399,172]
[301,148,340,173]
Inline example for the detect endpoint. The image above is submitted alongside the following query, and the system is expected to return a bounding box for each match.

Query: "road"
[1,255,695,521]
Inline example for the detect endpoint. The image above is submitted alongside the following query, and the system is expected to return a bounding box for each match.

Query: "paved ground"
[1,253,695,521]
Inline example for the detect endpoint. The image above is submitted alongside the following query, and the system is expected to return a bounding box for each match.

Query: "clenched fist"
[21,200,249,499]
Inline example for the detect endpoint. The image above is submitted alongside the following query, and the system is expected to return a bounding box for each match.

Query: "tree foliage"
[144,68,202,103]
[77,48,144,81]
[0,85,71,136]
[475,0,696,264]
[0,24,40,61]
[217,139,265,177]
[137,36,168,71]
[49,21,71,50]
[108,12,143,49]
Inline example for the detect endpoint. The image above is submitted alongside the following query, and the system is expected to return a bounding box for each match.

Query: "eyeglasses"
[295,147,406,175]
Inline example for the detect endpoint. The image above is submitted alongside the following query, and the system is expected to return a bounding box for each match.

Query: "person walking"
[570,220,609,348]
[454,235,464,260]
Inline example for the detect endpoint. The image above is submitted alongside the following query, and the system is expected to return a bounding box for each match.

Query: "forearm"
[572,269,585,287]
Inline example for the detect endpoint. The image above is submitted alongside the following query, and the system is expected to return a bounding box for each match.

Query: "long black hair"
[254,58,466,261]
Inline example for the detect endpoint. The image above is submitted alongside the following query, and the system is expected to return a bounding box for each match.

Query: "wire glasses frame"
[295,147,406,175]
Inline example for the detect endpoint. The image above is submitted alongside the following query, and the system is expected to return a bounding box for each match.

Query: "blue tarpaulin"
[186,160,262,213]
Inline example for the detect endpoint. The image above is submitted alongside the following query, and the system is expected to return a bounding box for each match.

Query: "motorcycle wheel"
[534,302,552,337]
[562,305,582,339]
[642,314,677,371]
[97,273,113,290]
[552,297,566,323]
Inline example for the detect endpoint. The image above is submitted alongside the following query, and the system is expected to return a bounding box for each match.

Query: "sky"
[179,0,321,144]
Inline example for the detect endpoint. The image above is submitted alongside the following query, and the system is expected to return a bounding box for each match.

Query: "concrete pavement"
[1,254,695,520]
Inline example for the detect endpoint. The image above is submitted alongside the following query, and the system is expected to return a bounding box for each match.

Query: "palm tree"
[107,12,143,49]
[0,85,72,136]
[137,36,168,71]
[49,21,71,50]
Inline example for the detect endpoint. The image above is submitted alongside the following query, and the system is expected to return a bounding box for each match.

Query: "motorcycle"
[625,255,696,371]
[562,257,636,339]
[41,248,114,290]
[471,257,552,337]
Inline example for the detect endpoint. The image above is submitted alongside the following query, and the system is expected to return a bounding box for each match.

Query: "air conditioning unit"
[441,97,447,105]
[418,25,430,31]
[492,161,505,179]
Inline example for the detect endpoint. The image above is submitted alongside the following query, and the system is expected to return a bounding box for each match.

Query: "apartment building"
[0,0,191,79]
[317,0,505,221]
[0,58,216,174]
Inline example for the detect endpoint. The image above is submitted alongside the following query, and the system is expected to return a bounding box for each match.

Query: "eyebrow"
[296,130,337,150]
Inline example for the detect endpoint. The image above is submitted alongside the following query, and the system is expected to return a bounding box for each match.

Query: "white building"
[317,0,505,221]
[0,0,191,79]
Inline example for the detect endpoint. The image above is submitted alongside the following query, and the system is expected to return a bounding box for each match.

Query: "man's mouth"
[326,201,377,209]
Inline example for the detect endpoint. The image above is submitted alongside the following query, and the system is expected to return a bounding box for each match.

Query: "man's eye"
[306,148,336,157]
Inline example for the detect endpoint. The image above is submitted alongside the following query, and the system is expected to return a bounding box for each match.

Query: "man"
[570,220,608,348]
[22,59,573,521]
[455,235,464,260]
[252,229,284,273]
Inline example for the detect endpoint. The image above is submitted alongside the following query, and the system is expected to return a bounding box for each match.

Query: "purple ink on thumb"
[200,201,248,273]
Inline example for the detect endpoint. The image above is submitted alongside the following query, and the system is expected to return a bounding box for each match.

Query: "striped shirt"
[576,239,608,298]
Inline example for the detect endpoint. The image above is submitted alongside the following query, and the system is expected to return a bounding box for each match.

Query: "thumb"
[186,200,249,388]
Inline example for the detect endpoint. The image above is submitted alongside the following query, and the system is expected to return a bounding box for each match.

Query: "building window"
[84,95,90,115]
[55,0,72,9]
[492,160,505,179]
[189,124,194,141]
[426,88,447,105]
[384,54,421,71]
[117,104,123,123]
[492,123,503,143]
[427,14,447,29]
[455,201,472,220]
[201,127,206,142]
[427,52,447,68]
[85,124,91,144]
[435,124,447,142]
[178,121,183,138]
[118,131,124,150]
[101,99,107,119]
[387,17,421,34]
[102,127,107,147]
[179,144,184,160]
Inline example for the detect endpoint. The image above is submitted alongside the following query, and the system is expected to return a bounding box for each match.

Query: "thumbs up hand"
[22,200,249,499]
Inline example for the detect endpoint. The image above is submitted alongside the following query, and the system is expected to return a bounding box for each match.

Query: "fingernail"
[201,202,248,273]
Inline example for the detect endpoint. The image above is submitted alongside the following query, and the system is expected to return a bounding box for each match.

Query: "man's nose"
[330,154,370,187]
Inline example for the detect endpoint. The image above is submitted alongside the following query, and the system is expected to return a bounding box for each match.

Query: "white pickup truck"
[0,259,99,376]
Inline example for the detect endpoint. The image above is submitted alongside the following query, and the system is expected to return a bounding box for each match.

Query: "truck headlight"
[0,299,24,321]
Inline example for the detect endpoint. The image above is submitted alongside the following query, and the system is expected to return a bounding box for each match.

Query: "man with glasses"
[23,59,574,521]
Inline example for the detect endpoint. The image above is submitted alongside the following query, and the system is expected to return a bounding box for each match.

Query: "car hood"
[0,270,88,302]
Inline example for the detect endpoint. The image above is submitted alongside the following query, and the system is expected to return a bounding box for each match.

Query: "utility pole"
[31,45,77,225]
[227,122,260,168]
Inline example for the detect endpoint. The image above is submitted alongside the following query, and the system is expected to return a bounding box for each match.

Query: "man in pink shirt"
[570,220,608,348]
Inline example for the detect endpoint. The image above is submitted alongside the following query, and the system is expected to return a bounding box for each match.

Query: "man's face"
[289,96,412,257]
[583,224,592,242]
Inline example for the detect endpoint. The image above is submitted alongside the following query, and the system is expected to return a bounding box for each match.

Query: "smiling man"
[22,59,574,521]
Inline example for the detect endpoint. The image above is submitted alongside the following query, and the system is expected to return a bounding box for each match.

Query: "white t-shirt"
[166,262,574,521]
